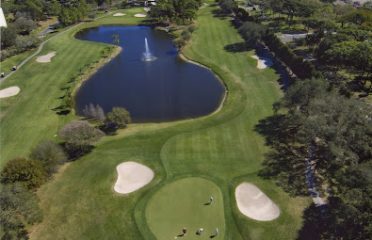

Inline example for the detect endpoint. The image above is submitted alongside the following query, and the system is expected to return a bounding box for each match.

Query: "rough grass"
[1,4,309,240]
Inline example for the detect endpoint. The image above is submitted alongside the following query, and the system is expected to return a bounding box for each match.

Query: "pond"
[75,26,225,122]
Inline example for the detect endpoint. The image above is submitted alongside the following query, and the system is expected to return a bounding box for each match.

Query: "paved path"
[0,12,114,84]
[305,144,327,206]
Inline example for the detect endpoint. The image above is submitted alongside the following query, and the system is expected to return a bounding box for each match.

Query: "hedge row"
[262,33,318,79]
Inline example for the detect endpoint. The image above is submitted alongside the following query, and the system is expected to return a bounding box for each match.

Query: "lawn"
[1,3,309,240]
[146,177,225,240]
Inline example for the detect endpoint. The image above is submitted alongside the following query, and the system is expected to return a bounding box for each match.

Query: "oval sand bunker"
[235,182,280,221]
[134,13,146,18]
[113,13,126,16]
[0,86,20,98]
[114,161,154,194]
[36,52,56,63]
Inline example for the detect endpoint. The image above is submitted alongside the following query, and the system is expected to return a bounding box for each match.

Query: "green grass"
[146,177,225,240]
[0,50,36,76]
[0,8,146,167]
[1,3,309,240]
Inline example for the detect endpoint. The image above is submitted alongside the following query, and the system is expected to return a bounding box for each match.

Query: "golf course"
[0,2,310,239]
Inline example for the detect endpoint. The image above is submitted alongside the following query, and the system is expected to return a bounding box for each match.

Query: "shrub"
[105,107,131,129]
[30,140,67,176]
[0,184,43,240]
[59,120,104,147]
[0,158,47,190]
[59,121,105,159]
[1,25,17,49]
[238,22,267,46]
[187,25,197,33]
[174,38,186,49]
[181,30,191,41]
[13,17,37,35]
[15,35,40,51]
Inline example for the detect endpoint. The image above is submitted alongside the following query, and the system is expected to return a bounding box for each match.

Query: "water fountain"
[142,37,156,62]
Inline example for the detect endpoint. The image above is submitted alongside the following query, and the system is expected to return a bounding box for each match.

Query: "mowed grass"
[1,3,309,240]
[0,8,146,168]
[146,177,225,240]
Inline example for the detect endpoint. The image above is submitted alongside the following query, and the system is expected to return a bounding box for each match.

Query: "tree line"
[217,0,372,239]
[0,0,113,61]
[149,0,202,24]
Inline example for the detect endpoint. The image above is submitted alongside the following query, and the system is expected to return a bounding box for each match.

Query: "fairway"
[146,177,225,239]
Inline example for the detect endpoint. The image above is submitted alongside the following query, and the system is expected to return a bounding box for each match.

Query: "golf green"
[146,177,225,239]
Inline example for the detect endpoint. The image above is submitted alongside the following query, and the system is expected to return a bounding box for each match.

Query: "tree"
[105,107,131,129]
[219,0,237,14]
[30,140,67,176]
[0,158,47,190]
[257,80,372,194]
[15,35,40,51]
[59,120,104,147]
[0,183,43,240]
[13,17,37,35]
[1,26,17,49]
[238,21,267,46]
[58,0,88,26]
[149,0,200,23]
[44,0,61,16]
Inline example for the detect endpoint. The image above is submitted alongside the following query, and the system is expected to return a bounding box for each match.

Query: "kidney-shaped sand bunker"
[114,161,154,194]
[235,182,280,221]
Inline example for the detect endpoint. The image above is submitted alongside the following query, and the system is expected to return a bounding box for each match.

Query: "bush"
[187,25,197,33]
[1,26,17,49]
[15,35,40,51]
[181,30,191,41]
[59,121,104,147]
[239,22,267,46]
[105,107,131,129]
[0,158,47,190]
[30,140,67,176]
[174,38,186,48]
[262,33,318,79]
[0,184,43,240]
[14,17,37,35]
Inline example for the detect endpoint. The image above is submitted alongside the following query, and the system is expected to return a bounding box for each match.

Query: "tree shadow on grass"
[211,9,230,19]
[61,143,94,161]
[224,42,253,53]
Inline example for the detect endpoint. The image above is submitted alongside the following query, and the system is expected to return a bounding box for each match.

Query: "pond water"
[75,26,225,122]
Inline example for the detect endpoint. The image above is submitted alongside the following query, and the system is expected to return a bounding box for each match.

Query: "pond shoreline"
[178,53,228,119]
[71,45,122,115]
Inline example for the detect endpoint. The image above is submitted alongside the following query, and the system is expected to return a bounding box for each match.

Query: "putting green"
[146,177,225,239]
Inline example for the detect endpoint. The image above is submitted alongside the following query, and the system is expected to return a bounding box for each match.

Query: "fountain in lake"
[142,37,156,62]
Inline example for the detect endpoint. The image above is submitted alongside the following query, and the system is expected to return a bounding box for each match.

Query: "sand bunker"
[134,13,147,18]
[36,52,56,63]
[114,161,154,194]
[0,86,20,99]
[251,55,273,69]
[113,13,126,17]
[235,182,280,221]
